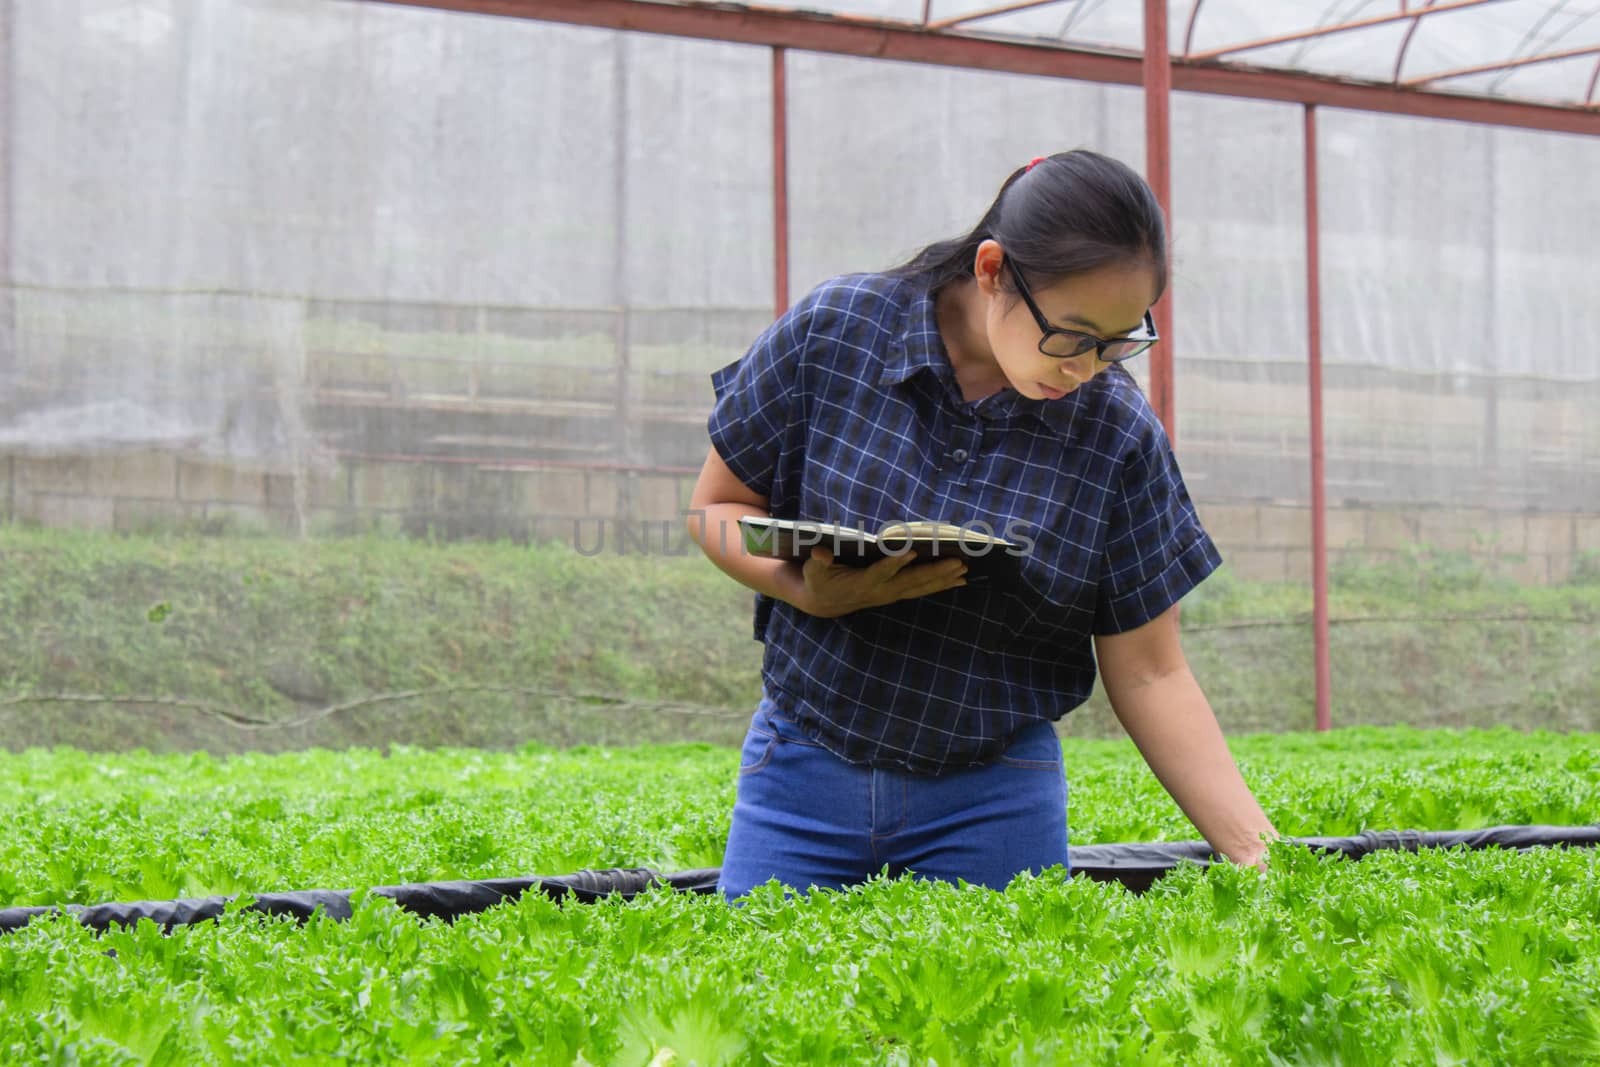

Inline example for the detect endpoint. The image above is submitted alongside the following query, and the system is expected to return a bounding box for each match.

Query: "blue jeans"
[717,695,1070,899]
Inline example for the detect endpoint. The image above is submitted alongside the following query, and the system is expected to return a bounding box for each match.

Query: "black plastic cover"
[0,868,723,935]
[4,824,1594,935]
[1069,824,1600,893]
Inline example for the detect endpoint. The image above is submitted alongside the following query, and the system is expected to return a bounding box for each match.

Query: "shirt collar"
[878,279,1076,433]
[877,283,946,387]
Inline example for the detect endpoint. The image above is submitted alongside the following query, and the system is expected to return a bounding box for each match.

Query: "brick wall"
[1193,500,1594,584]
[1,451,1592,584]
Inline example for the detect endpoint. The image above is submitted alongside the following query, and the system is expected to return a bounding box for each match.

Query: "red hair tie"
[1026,156,1047,172]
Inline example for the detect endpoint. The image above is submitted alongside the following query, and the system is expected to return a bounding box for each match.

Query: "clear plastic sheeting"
[2,291,316,464]
[1,0,1595,513]
[1176,0,1600,105]
[785,54,1600,509]
[785,54,1149,287]
[3,1,774,475]
[755,1,1600,109]
[0,0,1595,753]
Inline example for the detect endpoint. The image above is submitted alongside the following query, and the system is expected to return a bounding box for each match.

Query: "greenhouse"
[2,1,1598,1063]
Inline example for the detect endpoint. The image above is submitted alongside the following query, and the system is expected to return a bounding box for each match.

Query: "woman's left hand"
[1231,848,1269,873]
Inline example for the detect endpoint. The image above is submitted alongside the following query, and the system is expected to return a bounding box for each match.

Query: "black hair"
[887,149,1168,302]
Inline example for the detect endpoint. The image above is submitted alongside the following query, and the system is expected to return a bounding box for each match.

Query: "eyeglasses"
[1004,255,1159,363]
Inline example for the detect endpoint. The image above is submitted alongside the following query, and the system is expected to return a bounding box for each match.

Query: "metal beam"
[358,0,1600,134]
[1391,0,1441,84]
[0,0,13,393]
[1144,0,1174,443]
[1187,0,1501,63]
[1404,44,1600,85]
[1180,58,1599,130]
[611,36,638,475]
[402,0,1140,82]
[1181,0,1207,57]
[927,0,1065,32]
[772,46,790,320]
[1305,104,1331,733]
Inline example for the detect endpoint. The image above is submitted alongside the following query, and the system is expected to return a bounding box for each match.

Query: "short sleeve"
[707,297,812,500]
[1093,418,1223,635]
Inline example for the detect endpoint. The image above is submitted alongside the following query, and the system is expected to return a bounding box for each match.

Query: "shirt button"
[951,448,969,463]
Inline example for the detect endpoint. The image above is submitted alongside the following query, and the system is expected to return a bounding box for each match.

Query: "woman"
[686,149,1278,900]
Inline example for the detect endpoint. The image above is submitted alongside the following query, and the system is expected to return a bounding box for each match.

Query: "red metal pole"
[1143,0,1175,443]
[1305,104,1332,733]
[771,45,790,319]
[773,45,790,319]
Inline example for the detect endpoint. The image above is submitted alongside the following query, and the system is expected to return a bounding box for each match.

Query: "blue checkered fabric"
[707,272,1221,774]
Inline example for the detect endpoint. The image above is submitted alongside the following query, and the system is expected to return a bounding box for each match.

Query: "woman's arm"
[685,446,810,608]
[1093,605,1279,868]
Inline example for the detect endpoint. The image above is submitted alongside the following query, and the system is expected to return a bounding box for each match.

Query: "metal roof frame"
[979,0,1600,101]
[1405,43,1600,84]
[1183,0,1502,62]
[357,0,1596,732]
[927,0,1066,31]
[362,1,1600,133]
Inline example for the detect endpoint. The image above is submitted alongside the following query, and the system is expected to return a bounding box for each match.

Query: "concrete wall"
[2,451,1594,584]
[0,452,696,545]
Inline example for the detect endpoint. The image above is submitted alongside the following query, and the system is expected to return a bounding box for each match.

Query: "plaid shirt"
[707,272,1220,774]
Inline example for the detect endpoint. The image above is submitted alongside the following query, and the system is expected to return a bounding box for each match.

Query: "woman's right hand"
[791,546,967,619]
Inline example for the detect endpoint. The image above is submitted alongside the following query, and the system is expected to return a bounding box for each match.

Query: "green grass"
[0,522,1595,753]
